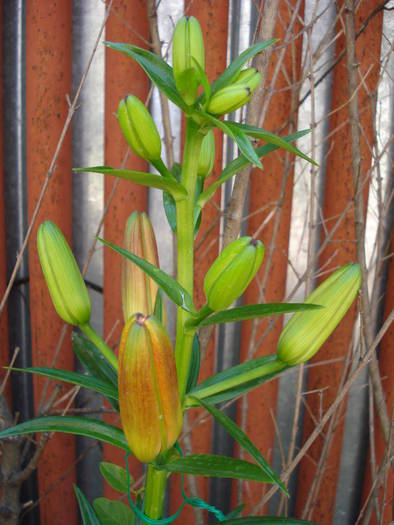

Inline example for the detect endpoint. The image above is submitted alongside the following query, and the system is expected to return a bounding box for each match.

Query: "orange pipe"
[103,0,149,498]
[169,4,228,521]
[232,1,304,514]
[26,1,76,524]
[295,2,383,523]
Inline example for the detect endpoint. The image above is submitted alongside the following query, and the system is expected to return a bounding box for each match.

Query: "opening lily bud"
[233,67,262,92]
[277,263,362,366]
[118,314,182,463]
[37,221,91,326]
[118,95,162,161]
[197,130,215,179]
[204,236,264,311]
[172,16,205,105]
[121,211,166,323]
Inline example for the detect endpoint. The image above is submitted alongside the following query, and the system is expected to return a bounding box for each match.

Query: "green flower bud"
[207,85,251,115]
[172,16,205,106]
[37,221,91,326]
[197,130,215,179]
[277,263,362,366]
[118,95,161,161]
[204,236,264,311]
[119,314,182,463]
[233,67,262,92]
[121,211,166,323]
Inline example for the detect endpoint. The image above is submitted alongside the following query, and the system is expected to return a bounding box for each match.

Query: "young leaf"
[99,462,129,494]
[185,334,201,394]
[159,454,275,483]
[198,129,312,208]
[74,166,187,202]
[93,498,135,525]
[187,303,322,327]
[104,42,187,111]
[10,366,118,401]
[193,398,288,496]
[215,518,317,525]
[0,416,129,451]
[227,122,317,166]
[98,237,197,315]
[74,485,101,525]
[201,112,262,168]
[211,39,278,95]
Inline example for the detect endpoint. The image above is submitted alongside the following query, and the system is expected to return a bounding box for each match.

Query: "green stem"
[174,118,204,401]
[143,465,167,519]
[80,323,118,371]
[185,358,286,406]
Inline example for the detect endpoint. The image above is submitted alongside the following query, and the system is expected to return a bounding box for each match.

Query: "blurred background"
[0,1,392,524]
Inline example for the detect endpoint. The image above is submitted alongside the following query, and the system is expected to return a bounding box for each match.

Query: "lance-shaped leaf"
[93,498,135,525]
[74,486,101,525]
[99,462,129,494]
[105,42,187,111]
[187,303,321,328]
[193,397,288,496]
[211,39,278,95]
[0,416,129,451]
[197,129,312,208]
[214,518,317,525]
[10,367,118,401]
[227,122,317,166]
[74,166,187,202]
[98,238,197,315]
[201,112,262,168]
[159,454,275,483]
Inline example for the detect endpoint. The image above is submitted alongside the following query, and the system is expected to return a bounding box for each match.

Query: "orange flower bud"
[118,314,182,463]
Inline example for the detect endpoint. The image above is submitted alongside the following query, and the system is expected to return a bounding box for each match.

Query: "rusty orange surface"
[26,1,76,523]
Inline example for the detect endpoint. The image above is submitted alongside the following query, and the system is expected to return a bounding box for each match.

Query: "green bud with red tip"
[197,130,215,179]
[121,211,166,323]
[277,263,362,366]
[172,16,205,106]
[118,314,182,463]
[37,221,91,326]
[204,236,264,311]
[118,95,161,161]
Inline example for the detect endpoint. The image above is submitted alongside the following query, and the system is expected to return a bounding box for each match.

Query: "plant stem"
[143,465,167,519]
[79,323,118,370]
[175,118,204,401]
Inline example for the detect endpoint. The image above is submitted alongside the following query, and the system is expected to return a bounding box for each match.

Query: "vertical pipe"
[26,2,76,524]
[103,0,149,498]
[232,0,304,514]
[294,2,383,523]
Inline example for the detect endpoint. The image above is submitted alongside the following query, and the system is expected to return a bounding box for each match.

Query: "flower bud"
[207,85,251,115]
[233,67,262,92]
[172,16,205,106]
[121,211,166,323]
[37,221,91,326]
[204,236,264,311]
[197,130,215,179]
[277,263,361,366]
[118,314,182,463]
[118,95,161,161]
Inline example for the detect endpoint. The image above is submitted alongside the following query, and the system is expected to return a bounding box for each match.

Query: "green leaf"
[93,498,135,525]
[160,454,275,483]
[197,129,312,208]
[193,398,288,496]
[211,39,278,95]
[201,113,262,168]
[98,238,197,315]
[74,166,187,202]
[99,462,129,494]
[186,355,287,406]
[185,334,201,394]
[216,518,317,525]
[187,303,322,327]
[153,289,165,323]
[163,162,181,233]
[10,367,118,401]
[225,504,245,520]
[72,332,119,411]
[228,122,317,166]
[0,416,129,451]
[74,485,101,525]
[104,42,187,111]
